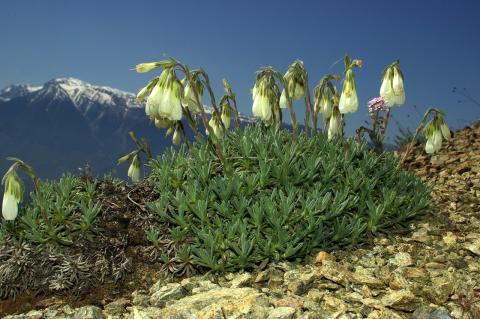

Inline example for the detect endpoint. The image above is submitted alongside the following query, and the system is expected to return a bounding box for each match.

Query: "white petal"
[252,94,263,117]
[339,90,358,114]
[279,90,287,109]
[393,68,404,95]
[425,137,435,154]
[145,85,163,118]
[392,91,406,106]
[433,129,443,152]
[261,96,272,122]
[2,192,18,220]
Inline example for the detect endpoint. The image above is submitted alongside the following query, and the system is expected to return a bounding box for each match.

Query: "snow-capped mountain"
[0,78,255,180]
[0,83,42,101]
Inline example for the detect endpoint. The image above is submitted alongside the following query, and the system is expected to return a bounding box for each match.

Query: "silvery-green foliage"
[2,174,102,246]
[148,125,431,272]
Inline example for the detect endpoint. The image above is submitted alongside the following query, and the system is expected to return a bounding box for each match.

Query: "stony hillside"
[2,121,480,319]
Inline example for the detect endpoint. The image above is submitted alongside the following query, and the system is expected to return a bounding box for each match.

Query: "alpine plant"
[145,68,183,122]
[339,56,362,114]
[380,60,405,107]
[128,154,141,183]
[424,113,451,154]
[279,60,306,108]
[252,71,279,125]
[2,170,23,220]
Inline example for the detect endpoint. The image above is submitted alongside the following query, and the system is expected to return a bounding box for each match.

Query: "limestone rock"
[149,283,186,307]
[381,289,422,311]
[73,306,104,319]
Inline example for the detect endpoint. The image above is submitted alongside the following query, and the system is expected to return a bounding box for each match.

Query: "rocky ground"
[2,121,480,319]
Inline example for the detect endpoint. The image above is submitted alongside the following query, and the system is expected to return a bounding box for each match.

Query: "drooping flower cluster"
[380,61,405,107]
[367,96,388,116]
[313,75,340,121]
[339,57,362,114]
[252,71,279,125]
[424,114,451,154]
[279,60,306,108]
[2,170,23,220]
[144,68,183,122]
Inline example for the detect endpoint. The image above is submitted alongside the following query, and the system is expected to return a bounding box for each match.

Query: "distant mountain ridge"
[0,78,256,180]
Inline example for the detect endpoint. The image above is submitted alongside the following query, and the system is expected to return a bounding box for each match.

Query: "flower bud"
[182,81,203,113]
[172,126,181,145]
[440,122,451,140]
[127,155,141,183]
[221,104,231,129]
[136,62,160,73]
[136,85,150,103]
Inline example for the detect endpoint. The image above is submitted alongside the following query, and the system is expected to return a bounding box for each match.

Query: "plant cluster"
[147,125,431,272]
[1,174,101,246]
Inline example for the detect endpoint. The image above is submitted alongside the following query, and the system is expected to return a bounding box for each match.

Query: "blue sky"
[1,0,479,140]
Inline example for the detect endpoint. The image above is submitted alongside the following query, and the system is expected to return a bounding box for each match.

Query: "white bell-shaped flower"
[2,192,18,221]
[172,127,181,145]
[425,134,435,154]
[380,68,395,107]
[252,89,273,124]
[158,81,183,121]
[2,171,23,221]
[339,79,358,113]
[145,84,163,119]
[207,116,225,139]
[318,92,332,119]
[392,67,405,105]
[432,128,443,152]
[182,82,202,113]
[328,110,342,140]
[128,155,141,183]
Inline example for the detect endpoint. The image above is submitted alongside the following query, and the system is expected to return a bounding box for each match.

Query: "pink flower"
[368,96,387,116]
